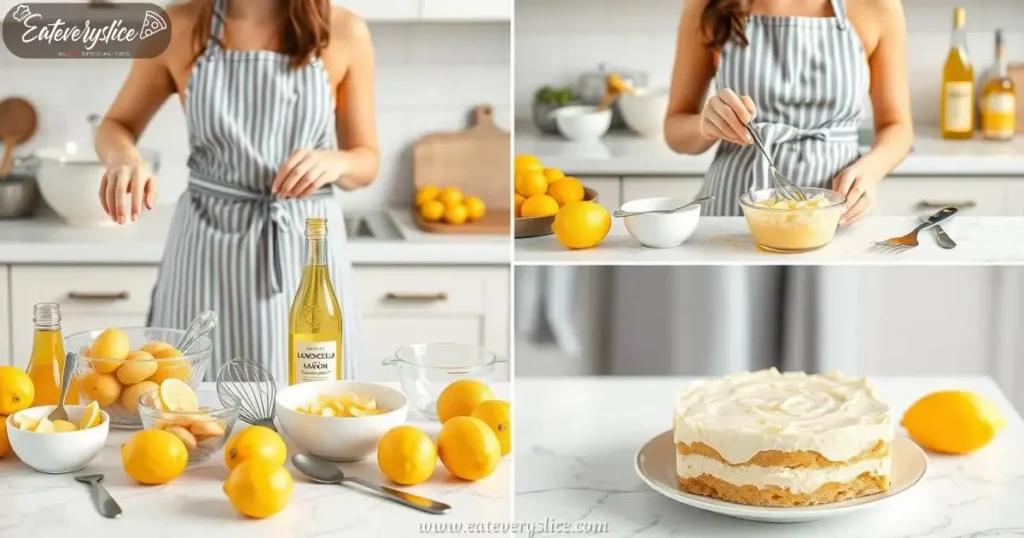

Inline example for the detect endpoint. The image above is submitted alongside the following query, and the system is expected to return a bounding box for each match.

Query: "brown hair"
[701,0,750,51]
[192,0,331,69]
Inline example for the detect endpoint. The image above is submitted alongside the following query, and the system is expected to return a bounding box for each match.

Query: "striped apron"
[698,0,867,216]
[148,0,361,382]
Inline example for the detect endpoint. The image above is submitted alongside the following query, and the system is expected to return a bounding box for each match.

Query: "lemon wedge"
[34,418,55,433]
[79,401,103,430]
[16,415,41,432]
[159,378,198,412]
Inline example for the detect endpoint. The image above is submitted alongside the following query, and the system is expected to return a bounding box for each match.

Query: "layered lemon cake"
[674,368,892,507]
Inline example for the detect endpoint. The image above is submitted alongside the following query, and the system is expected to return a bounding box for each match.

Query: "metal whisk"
[745,121,807,202]
[216,359,277,431]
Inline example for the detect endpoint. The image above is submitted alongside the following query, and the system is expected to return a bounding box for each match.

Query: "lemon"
[552,201,611,249]
[520,195,560,218]
[377,425,437,486]
[436,379,494,424]
[514,194,526,217]
[0,366,35,415]
[471,400,511,456]
[514,155,543,173]
[415,186,441,207]
[420,199,445,222]
[223,458,294,519]
[34,418,55,433]
[515,169,548,198]
[902,390,1005,454]
[546,177,585,206]
[464,196,487,222]
[122,429,188,484]
[543,168,565,183]
[444,203,468,225]
[159,378,198,412]
[437,187,464,207]
[437,416,501,481]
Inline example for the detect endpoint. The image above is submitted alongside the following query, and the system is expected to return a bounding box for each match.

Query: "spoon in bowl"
[613,196,714,219]
[47,352,77,422]
[292,454,451,515]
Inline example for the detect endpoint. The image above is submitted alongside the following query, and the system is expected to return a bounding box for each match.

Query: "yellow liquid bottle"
[288,217,343,385]
[26,302,78,406]
[941,7,975,139]
[981,30,1016,141]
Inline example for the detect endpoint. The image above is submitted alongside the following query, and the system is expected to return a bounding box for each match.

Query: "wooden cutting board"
[412,105,510,234]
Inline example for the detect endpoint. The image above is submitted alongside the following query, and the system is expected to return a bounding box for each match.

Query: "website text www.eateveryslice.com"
[419,519,609,536]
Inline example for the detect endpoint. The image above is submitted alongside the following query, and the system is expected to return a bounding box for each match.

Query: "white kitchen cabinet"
[9,266,158,367]
[0,267,9,364]
[420,0,511,21]
[877,178,1013,216]
[622,176,704,205]
[334,0,420,20]
[578,176,621,212]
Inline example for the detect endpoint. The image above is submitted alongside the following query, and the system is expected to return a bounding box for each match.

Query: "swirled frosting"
[674,368,892,464]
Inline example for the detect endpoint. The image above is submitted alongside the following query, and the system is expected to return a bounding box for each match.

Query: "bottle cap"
[305,217,327,239]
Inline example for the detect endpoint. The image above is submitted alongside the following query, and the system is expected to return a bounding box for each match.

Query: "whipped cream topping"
[674,368,893,464]
[677,454,891,495]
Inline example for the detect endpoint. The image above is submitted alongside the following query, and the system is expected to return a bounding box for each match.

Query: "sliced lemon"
[159,378,199,412]
[35,418,55,433]
[79,401,103,430]
[349,407,384,417]
[53,420,78,433]
[319,407,337,417]
[16,415,41,432]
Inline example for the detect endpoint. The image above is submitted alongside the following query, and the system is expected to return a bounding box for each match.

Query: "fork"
[873,207,958,254]
[745,121,807,202]
[47,352,77,422]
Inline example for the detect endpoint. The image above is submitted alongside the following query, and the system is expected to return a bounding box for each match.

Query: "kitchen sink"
[342,211,401,241]
[344,216,374,239]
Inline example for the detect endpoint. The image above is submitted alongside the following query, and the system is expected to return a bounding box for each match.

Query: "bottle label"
[293,340,338,382]
[944,82,974,132]
[983,94,1017,138]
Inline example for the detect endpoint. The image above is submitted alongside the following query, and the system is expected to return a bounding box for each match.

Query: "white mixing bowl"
[619,87,670,138]
[619,197,702,248]
[552,105,612,142]
[275,380,408,462]
[7,406,110,474]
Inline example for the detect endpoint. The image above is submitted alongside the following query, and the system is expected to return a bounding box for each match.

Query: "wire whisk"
[745,121,807,203]
[216,359,277,431]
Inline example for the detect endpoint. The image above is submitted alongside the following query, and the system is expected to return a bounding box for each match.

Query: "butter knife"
[922,216,956,249]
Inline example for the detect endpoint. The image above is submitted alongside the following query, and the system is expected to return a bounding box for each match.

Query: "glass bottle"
[288,218,343,385]
[941,7,974,139]
[26,302,78,405]
[980,30,1016,141]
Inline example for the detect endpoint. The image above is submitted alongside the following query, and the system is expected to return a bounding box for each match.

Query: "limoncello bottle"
[288,217,343,385]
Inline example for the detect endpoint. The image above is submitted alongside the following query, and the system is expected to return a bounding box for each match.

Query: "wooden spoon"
[0,97,38,177]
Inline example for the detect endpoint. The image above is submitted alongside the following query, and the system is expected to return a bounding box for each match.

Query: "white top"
[674,368,893,464]
[515,124,1024,176]
[516,376,1024,537]
[514,217,1024,263]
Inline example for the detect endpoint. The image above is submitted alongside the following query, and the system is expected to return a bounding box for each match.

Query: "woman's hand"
[272,149,351,199]
[99,158,157,224]
[832,167,880,227]
[700,89,757,146]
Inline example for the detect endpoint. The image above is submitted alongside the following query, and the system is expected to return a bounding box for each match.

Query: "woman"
[94,0,378,381]
[665,0,912,225]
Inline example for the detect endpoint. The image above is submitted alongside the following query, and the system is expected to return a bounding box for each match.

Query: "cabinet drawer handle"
[67,291,130,301]
[916,200,977,210]
[384,292,448,302]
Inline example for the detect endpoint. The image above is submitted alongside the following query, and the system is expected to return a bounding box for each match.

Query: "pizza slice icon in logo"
[139,10,168,41]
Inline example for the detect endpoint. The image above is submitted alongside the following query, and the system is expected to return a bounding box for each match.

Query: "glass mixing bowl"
[382,343,506,421]
[138,390,239,464]
[739,187,846,253]
[65,327,212,429]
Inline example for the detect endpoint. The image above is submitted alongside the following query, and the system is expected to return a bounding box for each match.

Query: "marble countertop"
[0,208,509,265]
[516,125,1024,177]
[515,216,1024,263]
[515,376,1024,538]
[0,383,511,537]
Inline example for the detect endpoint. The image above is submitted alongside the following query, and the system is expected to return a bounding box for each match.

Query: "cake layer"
[675,453,891,495]
[677,440,890,468]
[674,368,892,464]
[679,472,889,507]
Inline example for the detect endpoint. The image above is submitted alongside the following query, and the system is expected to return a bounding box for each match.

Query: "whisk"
[216,359,277,431]
[745,121,807,202]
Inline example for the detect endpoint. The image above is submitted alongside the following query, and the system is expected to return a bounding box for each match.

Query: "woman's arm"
[664,0,719,154]
[834,0,913,225]
[273,9,379,198]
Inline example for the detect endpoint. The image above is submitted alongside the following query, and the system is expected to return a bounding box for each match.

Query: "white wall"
[0,16,510,209]
[514,0,1024,127]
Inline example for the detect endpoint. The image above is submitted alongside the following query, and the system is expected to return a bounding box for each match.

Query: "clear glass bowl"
[739,187,846,253]
[64,327,212,429]
[382,343,505,421]
[138,390,239,464]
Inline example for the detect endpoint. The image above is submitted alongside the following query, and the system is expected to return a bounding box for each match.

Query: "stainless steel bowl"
[0,173,40,218]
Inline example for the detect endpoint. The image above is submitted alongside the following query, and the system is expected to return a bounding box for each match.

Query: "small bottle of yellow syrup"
[26,302,78,405]
[288,217,343,385]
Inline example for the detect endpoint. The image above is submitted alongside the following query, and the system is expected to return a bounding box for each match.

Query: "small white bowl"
[552,105,612,142]
[275,381,408,462]
[619,87,670,138]
[619,197,702,248]
[7,406,110,474]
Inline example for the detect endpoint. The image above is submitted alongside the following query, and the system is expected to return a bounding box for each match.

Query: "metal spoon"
[75,474,122,519]
[176,310,217,355]
[613,196,714,219]
[47,352,77,422]
[292,454,451,515]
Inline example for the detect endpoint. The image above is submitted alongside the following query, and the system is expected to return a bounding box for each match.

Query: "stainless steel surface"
[613,196,713,219]
[216,359,277,430]
[745,122,807,202]
[344,215,375,239]
[921,216,957,249]
[342,210,403,241]
[292,454,452,515]
[177,310,218,355]
[873,207,958,254]
[0,173,39,218]
[75,474,122,519]
[47,352,77,422]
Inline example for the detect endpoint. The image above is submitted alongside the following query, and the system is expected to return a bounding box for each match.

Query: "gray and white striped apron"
[698,0,867,216]
[148,0,361,381]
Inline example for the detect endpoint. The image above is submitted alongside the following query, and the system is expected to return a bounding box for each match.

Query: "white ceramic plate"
[634,430,928,523]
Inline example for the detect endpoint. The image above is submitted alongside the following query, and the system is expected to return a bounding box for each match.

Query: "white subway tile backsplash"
[0,20,509,209]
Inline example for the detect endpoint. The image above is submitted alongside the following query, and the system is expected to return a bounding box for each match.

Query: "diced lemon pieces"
[295,392,386,418]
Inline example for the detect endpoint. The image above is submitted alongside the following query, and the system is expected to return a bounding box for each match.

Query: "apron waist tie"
[187,175,333,295]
